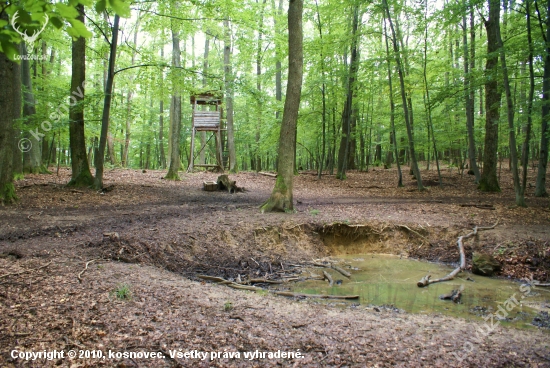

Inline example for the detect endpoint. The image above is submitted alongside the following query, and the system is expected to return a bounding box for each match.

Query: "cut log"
[272,291,359,299]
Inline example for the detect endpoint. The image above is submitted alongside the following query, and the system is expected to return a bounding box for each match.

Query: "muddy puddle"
[290,254,550,330]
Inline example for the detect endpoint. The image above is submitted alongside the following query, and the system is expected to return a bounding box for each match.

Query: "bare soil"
[1,166,549,367]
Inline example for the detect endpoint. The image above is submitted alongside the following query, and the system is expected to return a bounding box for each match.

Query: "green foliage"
[223,301,233,312]
[112,283,132,300]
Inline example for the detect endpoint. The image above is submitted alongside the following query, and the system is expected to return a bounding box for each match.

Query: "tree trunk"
[158,45,166,169]
[383,0,423,190]
[94,14,120,189]
[479,0,502,192]
[497,3,522,204]
[68,5,93,187]
[165,19,182,180]
[224,20,237,172]
[535,0,550,197]
[463,2,480,182]
[0,34,20,204]
[336,5,360,180]
[521,0,535,202]
[261,0,303,212]
[21,44,44,174]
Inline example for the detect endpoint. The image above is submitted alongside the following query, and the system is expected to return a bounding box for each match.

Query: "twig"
[77,259,99,283]
[0,261,52,279]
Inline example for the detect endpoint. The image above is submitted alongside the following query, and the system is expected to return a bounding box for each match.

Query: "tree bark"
[94,14,120,189]
[261,0,303,212]
[68,5,94,187]
[479,0,502,192]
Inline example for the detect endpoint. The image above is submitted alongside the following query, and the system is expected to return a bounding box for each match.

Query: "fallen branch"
[417,220,499,287]
[323,270,334,286]
[77,259,99,283]
[534,283,550,287]
[0,261,52,279]
[272,291,359,299]
[248,278,283,284]
[197,275,233,284]
[331,264,351,278]
[258,171,277,178]
[227,283,264,291]
[460,204,495,210]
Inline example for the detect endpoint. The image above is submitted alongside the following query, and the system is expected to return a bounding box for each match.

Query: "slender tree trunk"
[68,5,93,186]
[159,45,166,169]
[479,0,502,192]
[21,44,43,174]
[166,19,182,180]
[384,22,403,186]
[463,2,480,182]
[261,0,303,212]
[522,0,535,200]
[223,20,237,172]
[94,14,120,189]
[314,0,327,179]
[383,0,423,190]
[200,36,209,165]
[535,0,550,197]
[336,5,359,180]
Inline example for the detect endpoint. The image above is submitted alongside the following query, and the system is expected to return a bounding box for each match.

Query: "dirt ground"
[1,166,549,367]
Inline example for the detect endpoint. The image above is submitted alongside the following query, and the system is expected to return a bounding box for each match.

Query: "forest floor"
[1,165,549,367]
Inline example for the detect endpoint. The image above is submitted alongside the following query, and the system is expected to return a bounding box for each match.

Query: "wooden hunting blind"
[188,93,224,172]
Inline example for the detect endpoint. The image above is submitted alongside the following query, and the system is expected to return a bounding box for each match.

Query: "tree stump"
[217,175,244,193]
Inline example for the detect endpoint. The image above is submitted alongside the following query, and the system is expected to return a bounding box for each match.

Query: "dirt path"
[1,168,549,367]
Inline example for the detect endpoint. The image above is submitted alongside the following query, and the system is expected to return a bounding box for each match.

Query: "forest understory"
[1,166,549,367]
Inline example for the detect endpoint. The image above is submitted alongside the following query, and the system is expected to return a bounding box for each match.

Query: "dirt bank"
[1,167,549,367]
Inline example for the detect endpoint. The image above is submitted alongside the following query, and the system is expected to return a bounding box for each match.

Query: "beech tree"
[261,0,303,212]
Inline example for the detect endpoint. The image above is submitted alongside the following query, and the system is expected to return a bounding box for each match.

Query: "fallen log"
[197,275,233,284]
[331,265,351,278]
[272,291,359,299]
[417,219,499,287]
[248,278,284,284]
[323,270,334,286]
[258,171,277,178]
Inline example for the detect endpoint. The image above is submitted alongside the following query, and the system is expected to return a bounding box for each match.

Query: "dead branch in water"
[417,219,499,287]
[323,270,334,286]
[272,291,359,299]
